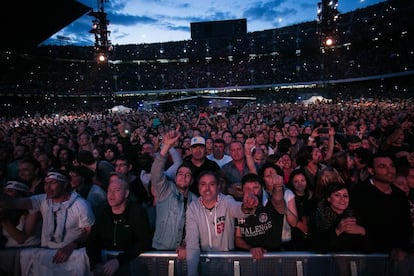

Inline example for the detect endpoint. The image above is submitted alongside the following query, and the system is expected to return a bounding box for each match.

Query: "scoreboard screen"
[191,19,247,39]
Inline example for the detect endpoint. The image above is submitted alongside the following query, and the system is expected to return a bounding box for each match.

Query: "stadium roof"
[1,0,91,52]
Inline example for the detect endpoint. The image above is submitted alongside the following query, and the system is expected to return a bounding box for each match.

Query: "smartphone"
[317,128,329,134]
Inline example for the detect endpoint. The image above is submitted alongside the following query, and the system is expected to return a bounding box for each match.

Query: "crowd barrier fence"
[128,251,395,276]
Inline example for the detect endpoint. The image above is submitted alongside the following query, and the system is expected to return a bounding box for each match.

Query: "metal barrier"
[131,251,394,276]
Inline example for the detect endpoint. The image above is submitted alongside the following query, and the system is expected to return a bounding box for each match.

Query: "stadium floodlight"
[97,52,107,63]
[325,37,334,46]
[89,0,112,64]
[317,0,339,42]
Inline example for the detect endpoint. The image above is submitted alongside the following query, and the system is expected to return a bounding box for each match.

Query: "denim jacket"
[150,151,197,250]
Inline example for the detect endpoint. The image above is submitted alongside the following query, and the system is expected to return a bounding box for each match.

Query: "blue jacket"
[151,151,197,250]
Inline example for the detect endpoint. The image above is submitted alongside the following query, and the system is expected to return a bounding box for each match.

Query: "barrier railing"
[130,251,394,276]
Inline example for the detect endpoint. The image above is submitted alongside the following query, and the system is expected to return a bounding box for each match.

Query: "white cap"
[190,136,206,147]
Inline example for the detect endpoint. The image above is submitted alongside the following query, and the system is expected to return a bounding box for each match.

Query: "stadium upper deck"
[0,0,413,98]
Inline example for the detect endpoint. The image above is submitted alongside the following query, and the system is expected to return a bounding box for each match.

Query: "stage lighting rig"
[317,0,339,47]
[89,0,112,63]
[317,0,340,87]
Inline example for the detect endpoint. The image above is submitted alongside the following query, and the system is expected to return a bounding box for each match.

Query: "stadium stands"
[0,0,413,117]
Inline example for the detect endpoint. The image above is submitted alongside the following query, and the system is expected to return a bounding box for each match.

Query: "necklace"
[200,198,217,213]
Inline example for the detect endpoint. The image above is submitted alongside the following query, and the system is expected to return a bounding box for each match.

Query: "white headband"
[46,172,68,184]
[5,181,30,194]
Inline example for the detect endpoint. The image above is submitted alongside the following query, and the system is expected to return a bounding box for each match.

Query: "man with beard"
[183,136,220,196]
[150,129,197,257]
[235,173,286,259]
[351,153,413,274]
[185,171,258,276]
[0,170,95,275]
[207,138,232,168]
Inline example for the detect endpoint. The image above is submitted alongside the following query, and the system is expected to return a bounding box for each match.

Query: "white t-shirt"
[207,154,233,168]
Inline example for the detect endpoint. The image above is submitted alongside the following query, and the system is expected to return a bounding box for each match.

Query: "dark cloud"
[208,11,235,21]
[111,30,132,44]
[82,0,157,26]
[168,11,234,24]
[162,23,190,32]
[106,0,128,10]
[41,0,382,46]
[242,0,297,26]
[108,13,157,26]
[41,16,94,46]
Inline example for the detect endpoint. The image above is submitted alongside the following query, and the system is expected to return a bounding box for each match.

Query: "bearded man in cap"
[182,136,220,196]
[0,170,95,275]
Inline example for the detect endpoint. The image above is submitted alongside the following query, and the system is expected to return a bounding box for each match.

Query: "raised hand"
[160,127,181,156]
[163,127,181,147]
[244,137,255,157]
[242,191,258,214]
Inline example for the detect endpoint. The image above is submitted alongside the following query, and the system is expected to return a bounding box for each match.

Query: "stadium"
[0,1,413,275]
[0,0,413,117]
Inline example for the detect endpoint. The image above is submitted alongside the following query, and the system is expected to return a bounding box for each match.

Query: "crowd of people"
[0,97,413,275]
[0,1,412,274]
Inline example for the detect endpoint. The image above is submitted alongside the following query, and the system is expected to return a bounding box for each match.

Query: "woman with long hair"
[286,169,314,250]
[276,153,294,185]
[309,182,367,252]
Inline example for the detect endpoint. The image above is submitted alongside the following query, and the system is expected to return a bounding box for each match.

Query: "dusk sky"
[43,0,385,46]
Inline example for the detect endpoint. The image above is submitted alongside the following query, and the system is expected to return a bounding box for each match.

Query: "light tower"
[317,0,340,86]
[89,0,112,63]
[317,0,339,47]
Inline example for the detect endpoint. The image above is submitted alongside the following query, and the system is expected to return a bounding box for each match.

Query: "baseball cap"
[190,136,206,147]
[5,181,30,194]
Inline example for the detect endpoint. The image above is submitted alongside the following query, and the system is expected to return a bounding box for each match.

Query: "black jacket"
[350,180,412,253]
[86,200,152,268]
[309,200,368,253]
